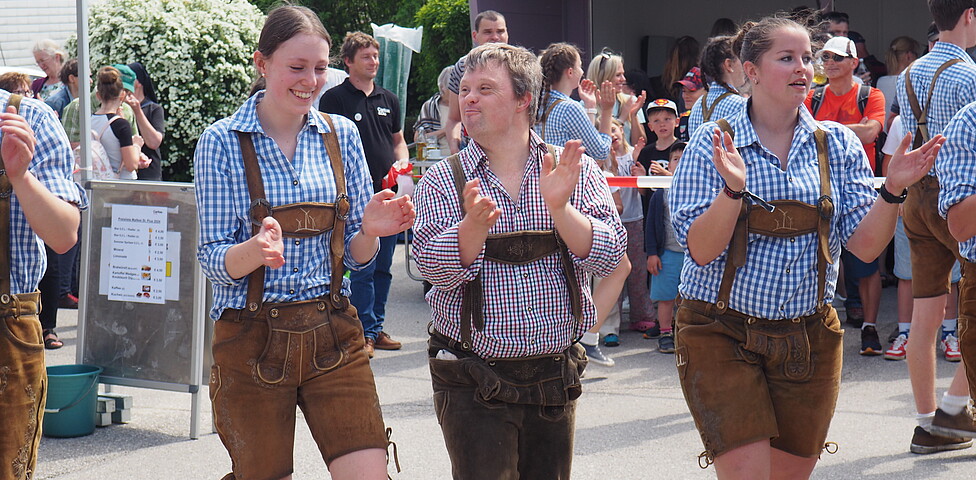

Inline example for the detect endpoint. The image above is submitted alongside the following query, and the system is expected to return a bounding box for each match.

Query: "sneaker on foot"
[941,333,962,362]
[583,343,615,367]
[641,323,662,339]
[602,333,620,347]
[860,325,882,356]
[910,426,973,454]
[930,407,976,438]
[658,333,675,354]
[885,333,908,360]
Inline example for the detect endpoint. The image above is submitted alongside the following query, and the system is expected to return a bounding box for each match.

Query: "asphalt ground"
[35,246,975,479]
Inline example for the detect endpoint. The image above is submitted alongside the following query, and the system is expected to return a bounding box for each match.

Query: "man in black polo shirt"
[320,31,409,358]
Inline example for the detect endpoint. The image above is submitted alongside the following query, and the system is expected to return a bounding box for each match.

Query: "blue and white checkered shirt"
[1,90,87,294]
[896,42,976,174]
[669,101,876,319]
[533,90,611,161]
[194,91,375,320]
[935,100,976,262]
[687,82,747,142]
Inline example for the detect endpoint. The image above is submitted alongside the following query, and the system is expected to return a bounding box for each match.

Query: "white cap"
[820,36,856,58]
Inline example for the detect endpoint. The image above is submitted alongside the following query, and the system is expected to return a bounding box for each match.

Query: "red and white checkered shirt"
[412,131,626,358]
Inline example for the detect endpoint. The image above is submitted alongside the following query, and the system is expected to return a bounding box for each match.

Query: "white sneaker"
[942,333,962,362]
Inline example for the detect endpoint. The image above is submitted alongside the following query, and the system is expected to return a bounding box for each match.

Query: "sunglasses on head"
[598,47,614,70]
[822,52,853,62]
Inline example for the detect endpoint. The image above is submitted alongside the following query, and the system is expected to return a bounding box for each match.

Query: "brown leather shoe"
[364,337,375,358]
[373,331,402,350]
[930,407,976,438]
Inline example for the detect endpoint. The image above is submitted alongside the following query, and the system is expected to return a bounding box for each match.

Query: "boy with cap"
[635,99,680,216]
[675,67,705,142]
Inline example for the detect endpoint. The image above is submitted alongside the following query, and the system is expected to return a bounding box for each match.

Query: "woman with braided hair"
[534,42,614,161]
[687,35,748,140]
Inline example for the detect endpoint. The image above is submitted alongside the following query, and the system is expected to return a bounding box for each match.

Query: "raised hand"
[578,79,597,109]
[596,80,617,112]
[711,127,746,192]
[629,91,647,118]
[631,136,646,162]
[886,133,945,193]
[541,140,584,211]
[362,189,416,237]
[0,106,36,179]
[461,178,501,231]
[255,216,285,269]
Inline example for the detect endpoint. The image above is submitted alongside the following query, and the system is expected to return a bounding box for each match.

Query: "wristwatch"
[879,182,908,204]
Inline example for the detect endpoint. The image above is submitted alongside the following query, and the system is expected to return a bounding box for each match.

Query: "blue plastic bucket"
[43,364,102,438]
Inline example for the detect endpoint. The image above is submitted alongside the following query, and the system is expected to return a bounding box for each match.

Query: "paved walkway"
[36,246,975,479]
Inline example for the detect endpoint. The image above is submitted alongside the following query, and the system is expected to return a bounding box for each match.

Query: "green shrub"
[70,0,264,181]
[412,0,470,103]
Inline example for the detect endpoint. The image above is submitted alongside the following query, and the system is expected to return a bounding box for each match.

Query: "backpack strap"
[0,94,22,299]
[702,91,735,123]
[856,84,871,115]
[810,85,826,117]
[905,59,962,148]
[538,98,564,142]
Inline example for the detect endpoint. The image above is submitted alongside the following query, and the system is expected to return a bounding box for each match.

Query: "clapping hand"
[255,217,285,269]
[885,133,945,193]
[461,178,501,231]
[361,190,416,237]
[711,127,745,192]
[541,139,584,211]
[0,106,36,180]
[596,80,616,112]
[578,79,597,109]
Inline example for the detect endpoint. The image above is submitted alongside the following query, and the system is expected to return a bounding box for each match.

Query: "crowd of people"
[4,2,976,480]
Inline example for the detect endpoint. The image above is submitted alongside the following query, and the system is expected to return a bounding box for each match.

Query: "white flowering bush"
[69,0,264,181]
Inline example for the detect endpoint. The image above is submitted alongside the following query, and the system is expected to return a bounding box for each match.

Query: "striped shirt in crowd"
[194,92,375,321]
[412,130,626,358]
[687,82,747,141]
[534,90,612,161]
[936,101,976,263]
[669,102,876,319]
[896,41,976,176]
[0,90,87,294]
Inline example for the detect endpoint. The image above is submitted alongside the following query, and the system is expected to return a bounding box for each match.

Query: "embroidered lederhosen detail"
[445,148,582,350]
[700,91,735,124]
[712,118,834,316]
[234,112,350,316]
[537,99,565,143]
[904,58,962,149]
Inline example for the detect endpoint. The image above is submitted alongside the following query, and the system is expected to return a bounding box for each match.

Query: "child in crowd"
[644,142,685,353]
[599,120,656,345]
[674,67,706,141]
[635,99,680,215]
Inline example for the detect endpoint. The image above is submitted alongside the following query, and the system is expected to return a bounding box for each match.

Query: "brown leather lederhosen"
[0,94,46,480]
[234,113,350,315]
[708,118,834,315]
[444,149,582,350]
[700,91,735,124]
[904,59,962,149]
[537,98,565,143]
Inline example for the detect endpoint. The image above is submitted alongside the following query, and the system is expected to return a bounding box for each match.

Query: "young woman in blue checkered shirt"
[669,15,944,479]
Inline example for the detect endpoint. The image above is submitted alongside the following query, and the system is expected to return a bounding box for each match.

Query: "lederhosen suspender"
[445,149,582,350]
[234,113,350,317]
[712,119,834,315]
[537,99,565,142]
[905,59,962,149]
[701,91,735,124]
[0,94,22,305]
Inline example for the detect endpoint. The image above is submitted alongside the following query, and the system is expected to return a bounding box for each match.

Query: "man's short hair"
[930,0,976,32]
[474,10,505,32]
[464,43,541,122]
[341,31,379,62]
[822,11,850,25]
[59,58,78,85]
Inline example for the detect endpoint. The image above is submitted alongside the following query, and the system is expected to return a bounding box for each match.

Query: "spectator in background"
[710,17,738,38]
[31,39,66,100]
[649,36,699,103]
[586,49,646,146]
[45,58,77,118]
[877,36,920,128]
[320,31,409,358]
[849,31,888,85]
[688,35,748,139]
[412,66,453,158]
[92,66,141,179]
[0,72,32,97]
[313,66,349,109]
[125,62,165,181]
[674,66,706,141]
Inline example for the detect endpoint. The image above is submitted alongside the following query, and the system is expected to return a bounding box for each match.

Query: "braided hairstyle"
[537,42,581,124]
[699,35,739,95]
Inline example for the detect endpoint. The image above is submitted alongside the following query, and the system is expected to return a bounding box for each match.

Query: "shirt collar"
[550,89,572,101]
[932,42,976,64]
[726,98,821,149]
[226,90,329,134]
[461,129,549,170]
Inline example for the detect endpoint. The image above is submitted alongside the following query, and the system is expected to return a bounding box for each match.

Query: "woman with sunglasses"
[586,49,646,146]
[669,15,942,479]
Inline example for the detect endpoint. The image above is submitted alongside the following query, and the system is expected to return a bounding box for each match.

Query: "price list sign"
[108,205,167,304]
